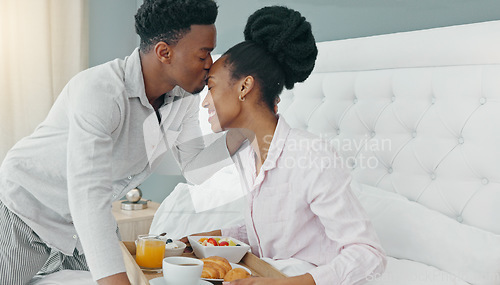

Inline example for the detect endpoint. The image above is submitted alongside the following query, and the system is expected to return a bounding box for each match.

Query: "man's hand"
[97,272,131,285]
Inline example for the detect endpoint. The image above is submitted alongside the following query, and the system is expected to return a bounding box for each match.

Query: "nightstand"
[112,200,160,241]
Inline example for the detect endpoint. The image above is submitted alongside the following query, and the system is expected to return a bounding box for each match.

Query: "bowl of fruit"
[187,236,250,263]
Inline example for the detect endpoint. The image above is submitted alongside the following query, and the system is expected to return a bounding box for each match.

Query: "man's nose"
[204,55,213,69]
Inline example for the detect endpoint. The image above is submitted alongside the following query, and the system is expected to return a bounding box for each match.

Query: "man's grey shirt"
[0,48,231,280]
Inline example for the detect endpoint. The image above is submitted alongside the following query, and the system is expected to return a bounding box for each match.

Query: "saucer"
[149,277,212,285]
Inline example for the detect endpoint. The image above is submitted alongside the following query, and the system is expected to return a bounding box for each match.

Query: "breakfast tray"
[120,241,287,285]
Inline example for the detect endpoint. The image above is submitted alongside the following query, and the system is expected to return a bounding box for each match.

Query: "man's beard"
[191,85,205,95]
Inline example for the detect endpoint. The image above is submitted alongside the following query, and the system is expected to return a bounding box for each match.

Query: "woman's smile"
[207,108,217,122]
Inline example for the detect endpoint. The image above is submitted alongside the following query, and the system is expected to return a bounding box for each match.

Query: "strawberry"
[207,238,218,246]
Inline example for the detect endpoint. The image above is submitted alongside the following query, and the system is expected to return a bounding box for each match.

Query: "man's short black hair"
[135,0,218,52]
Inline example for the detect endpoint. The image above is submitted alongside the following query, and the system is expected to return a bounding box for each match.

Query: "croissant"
[224,268,251,282]
[205,256,232,272]
[201,263,220,279]
[200,256,233,279]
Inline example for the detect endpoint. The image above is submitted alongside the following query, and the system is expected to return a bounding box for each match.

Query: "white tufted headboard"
[278,20,500,284]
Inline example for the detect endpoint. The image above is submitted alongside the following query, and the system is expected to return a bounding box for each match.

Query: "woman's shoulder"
[286,128,337,156]
[278,128,346,174]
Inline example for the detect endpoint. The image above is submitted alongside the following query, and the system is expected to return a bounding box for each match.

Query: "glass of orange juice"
[136,234,166,272]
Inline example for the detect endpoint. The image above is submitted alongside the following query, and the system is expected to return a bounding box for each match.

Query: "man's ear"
[239,76,255,100]
[154,41,173,64]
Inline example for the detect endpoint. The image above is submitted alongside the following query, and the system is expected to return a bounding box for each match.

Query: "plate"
[149,277,212,285]
[202,262,252,282]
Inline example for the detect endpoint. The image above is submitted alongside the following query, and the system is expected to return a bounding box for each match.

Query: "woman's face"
[202,57,242,132]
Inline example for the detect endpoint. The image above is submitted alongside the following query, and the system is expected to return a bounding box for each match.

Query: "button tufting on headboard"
[279,22,500,236]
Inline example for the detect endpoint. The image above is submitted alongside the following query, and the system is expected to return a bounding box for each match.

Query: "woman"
[197,6,386,285]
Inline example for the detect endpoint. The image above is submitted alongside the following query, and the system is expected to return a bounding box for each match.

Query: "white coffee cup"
[163,256,203,285]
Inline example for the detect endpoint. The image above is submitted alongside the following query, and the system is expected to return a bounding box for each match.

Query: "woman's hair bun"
[244,6,318,89]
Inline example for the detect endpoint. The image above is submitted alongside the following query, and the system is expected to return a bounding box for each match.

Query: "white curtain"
[0,0,89,162]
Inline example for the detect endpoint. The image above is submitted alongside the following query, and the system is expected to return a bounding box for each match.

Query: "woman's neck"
[240,110,278,165]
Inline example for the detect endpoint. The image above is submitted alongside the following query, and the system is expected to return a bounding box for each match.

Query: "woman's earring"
[239,94,246,102]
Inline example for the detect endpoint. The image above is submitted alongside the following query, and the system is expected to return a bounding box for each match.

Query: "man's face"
[169,24,216,94]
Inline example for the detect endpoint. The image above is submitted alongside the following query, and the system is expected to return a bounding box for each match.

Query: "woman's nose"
[202,95,209,108]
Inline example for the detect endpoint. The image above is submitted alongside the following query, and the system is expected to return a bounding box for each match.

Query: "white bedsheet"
[31,270,95,285]
[366,257,471,285]
[261,256,470,285]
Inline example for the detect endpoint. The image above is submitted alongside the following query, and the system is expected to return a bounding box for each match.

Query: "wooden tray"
[120,241,287,285]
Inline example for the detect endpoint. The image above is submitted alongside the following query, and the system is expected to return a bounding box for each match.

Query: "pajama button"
[128,176,132,180]
[73,235,77,239]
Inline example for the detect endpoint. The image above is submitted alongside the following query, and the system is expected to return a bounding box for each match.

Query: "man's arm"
[67,86,127,281]
[97,273,131,285]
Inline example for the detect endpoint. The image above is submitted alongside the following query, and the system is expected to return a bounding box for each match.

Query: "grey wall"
[215,0,500,53]
[89,0,139,67]
[89,0,500,202]
[89,0,500,66]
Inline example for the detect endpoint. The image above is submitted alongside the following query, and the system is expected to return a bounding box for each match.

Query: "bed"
[151,20,500,285]
[37,20,500,284]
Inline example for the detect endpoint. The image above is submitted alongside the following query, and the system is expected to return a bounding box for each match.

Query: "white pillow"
[149,165,245,240]
[351,180,500,285]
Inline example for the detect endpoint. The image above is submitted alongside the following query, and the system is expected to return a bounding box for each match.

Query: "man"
[0,0,238,284]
